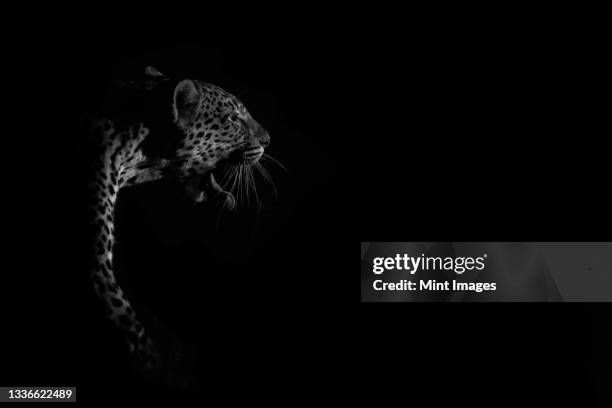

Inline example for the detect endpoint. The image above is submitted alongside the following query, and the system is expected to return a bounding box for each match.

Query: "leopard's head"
[171,78,270,177]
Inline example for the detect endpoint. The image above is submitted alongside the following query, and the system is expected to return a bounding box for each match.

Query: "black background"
[4,17,611,405]
[7,34,352,401]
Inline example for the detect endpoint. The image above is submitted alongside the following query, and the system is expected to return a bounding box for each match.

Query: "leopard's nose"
[250,118,270,149]
[259,130,270,149]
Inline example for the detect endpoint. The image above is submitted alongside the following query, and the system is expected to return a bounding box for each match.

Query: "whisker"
[262,153,287,172]
[229,165,240,197]
[244,164,251,206]
[223,166,234,191]
[247,166,252,203]
[255,162,278,198]
[239,164,246,206]
[248,165,260,208]
[243,164,248,206]
[220,166,235,188]
[236,165,242,205]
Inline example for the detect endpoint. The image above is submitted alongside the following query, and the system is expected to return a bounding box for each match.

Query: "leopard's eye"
[228,113,239,122]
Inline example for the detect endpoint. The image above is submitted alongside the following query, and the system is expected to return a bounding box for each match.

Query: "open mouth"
[184,165,229,203]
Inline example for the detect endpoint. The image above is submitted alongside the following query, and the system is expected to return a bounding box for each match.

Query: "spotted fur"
[86,67,270,373]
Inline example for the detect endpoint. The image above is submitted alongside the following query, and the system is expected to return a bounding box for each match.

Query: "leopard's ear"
[145,66,165,78]
[173,79,200,128]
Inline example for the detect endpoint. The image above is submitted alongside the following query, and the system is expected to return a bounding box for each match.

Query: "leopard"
[85,66,270,380]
